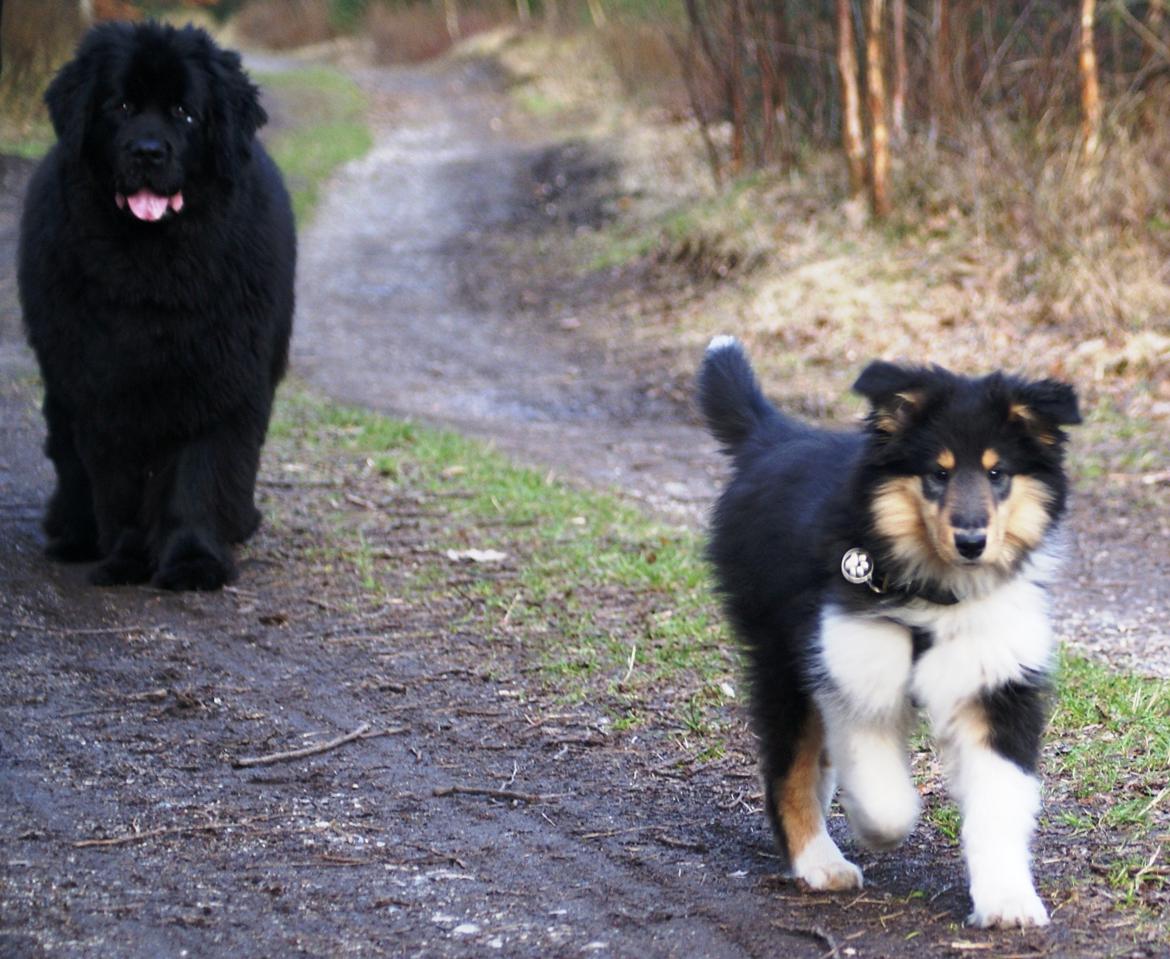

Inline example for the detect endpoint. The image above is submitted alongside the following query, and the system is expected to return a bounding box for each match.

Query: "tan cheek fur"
[872,477,955,568]
[999,475,1055,562]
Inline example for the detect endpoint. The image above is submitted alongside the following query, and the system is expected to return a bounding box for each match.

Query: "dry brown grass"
[527,32,1170,426]
[365,2,510,65]
[233,0,335,50]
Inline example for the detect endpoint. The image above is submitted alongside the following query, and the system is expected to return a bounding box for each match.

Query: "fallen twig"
[74,813,274,849]
[432,785,564,804]
[768,922,839,958]
[233,722,403,768]
[7,623,150,636]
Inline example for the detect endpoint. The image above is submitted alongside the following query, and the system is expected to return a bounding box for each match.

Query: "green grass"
[257,66,373,224]
[0,118,54,159]
[585,170,771,272]
[271,387,729,722]
[1049,654,1170,833]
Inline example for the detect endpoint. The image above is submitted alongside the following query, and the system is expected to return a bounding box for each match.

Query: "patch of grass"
[257,67,373,224]
[270,386,730,731]
[1048,654,1170,835]
[586,170,772,272]
[0,117,54,159]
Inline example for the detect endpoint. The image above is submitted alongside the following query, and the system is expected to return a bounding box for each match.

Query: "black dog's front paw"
[89,552,152,586]
[152,530,235,591]
[88,528,151,585]
[44,495,99,562]
[46,535,102,563]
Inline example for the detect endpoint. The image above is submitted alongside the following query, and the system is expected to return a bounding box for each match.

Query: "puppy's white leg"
[940,704,1049,928]
[822,706,922,852]
[816,610,920,852]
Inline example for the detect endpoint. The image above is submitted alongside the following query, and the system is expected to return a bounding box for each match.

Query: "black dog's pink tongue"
[115,189,184,221]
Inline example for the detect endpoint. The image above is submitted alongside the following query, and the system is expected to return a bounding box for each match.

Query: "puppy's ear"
[44,49,95,157]
[1008,378,1082,444]
[853,360,931,434]
[207,41,267,177]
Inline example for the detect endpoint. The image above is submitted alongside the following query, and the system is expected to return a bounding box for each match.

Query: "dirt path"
[0,55,1164,959]
[292,57,721,524]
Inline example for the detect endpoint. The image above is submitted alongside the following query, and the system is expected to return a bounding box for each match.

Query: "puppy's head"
[853,361,1081,580]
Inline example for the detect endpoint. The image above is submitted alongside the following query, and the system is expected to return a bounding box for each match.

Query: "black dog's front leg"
[149,418,263,591]
[82,448,152,586]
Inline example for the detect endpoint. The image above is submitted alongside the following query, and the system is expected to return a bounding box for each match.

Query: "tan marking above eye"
[1009,402,1033,423]
[937,449,956,471]
[982,449,1000,471]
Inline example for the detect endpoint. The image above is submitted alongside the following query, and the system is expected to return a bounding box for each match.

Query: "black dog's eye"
[118,101,131,114]
[931,468,950,483]
[988,467,1007,484]
[171,105,194,124]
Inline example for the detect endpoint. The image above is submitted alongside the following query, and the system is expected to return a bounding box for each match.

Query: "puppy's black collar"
[840,547,960,606]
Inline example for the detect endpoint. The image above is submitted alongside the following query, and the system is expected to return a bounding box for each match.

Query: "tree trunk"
[891,0,907,142]
[585,0,606,28]
[728,0,746,173]
[745,0,780,166]
[1142,0,1164,69]
[0,0,86,123]
[443,0,460,40]
[866,0,891,217]
[836,0,866,201]
[1079,0,1100,160]
[669,29,722,189]
[928,0,950,145]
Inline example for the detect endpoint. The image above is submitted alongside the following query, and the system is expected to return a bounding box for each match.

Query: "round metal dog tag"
[840,547,874,585]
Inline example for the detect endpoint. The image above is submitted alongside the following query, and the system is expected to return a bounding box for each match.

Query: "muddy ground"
[0,53,1166,958]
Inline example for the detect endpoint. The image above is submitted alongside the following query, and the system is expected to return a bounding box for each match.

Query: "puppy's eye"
[931,468,950,483]
[987,467,1005,482]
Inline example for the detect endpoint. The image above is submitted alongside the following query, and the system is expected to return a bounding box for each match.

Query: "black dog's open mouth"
[115,189,184,222]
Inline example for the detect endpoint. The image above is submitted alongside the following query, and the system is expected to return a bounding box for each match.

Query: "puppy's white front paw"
[968,888,1049,929]
[799,859,864,892]
[792,833,864,891]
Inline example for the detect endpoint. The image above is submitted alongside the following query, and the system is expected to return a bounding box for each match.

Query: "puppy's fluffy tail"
[697,336,783,454]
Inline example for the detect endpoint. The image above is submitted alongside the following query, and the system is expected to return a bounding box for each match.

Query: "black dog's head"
[852,360,1081,582]
[45,21,266,223]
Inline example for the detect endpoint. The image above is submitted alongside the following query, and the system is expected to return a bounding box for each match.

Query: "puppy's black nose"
[129,138,167,164]
[954,530,987,560]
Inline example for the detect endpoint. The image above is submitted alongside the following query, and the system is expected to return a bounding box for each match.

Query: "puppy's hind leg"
[766,707,863,891]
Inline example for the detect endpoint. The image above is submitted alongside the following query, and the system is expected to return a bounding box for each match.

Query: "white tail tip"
[706,334,740,354]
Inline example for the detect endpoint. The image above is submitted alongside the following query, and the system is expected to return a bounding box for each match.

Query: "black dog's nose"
[129,138,167,164]
[954,530,987,560]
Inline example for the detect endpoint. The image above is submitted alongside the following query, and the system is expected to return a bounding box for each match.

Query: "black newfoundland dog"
[18,22,295,591]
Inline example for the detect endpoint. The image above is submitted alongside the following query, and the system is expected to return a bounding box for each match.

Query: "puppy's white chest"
[818,581,1053,720]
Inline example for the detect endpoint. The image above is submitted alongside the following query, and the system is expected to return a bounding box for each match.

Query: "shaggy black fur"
[18,22,295,590]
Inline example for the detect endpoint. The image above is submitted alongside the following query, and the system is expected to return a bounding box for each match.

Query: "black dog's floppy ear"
[853,360,931,434]
[207,39,267,178]
[1008,378,1082,444]
[44,46,96,157]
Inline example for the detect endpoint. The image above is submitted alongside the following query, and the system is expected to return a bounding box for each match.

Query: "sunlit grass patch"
[269,387,728,717]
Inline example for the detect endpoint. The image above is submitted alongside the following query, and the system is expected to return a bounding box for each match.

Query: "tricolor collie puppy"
[698,337,1080,928]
